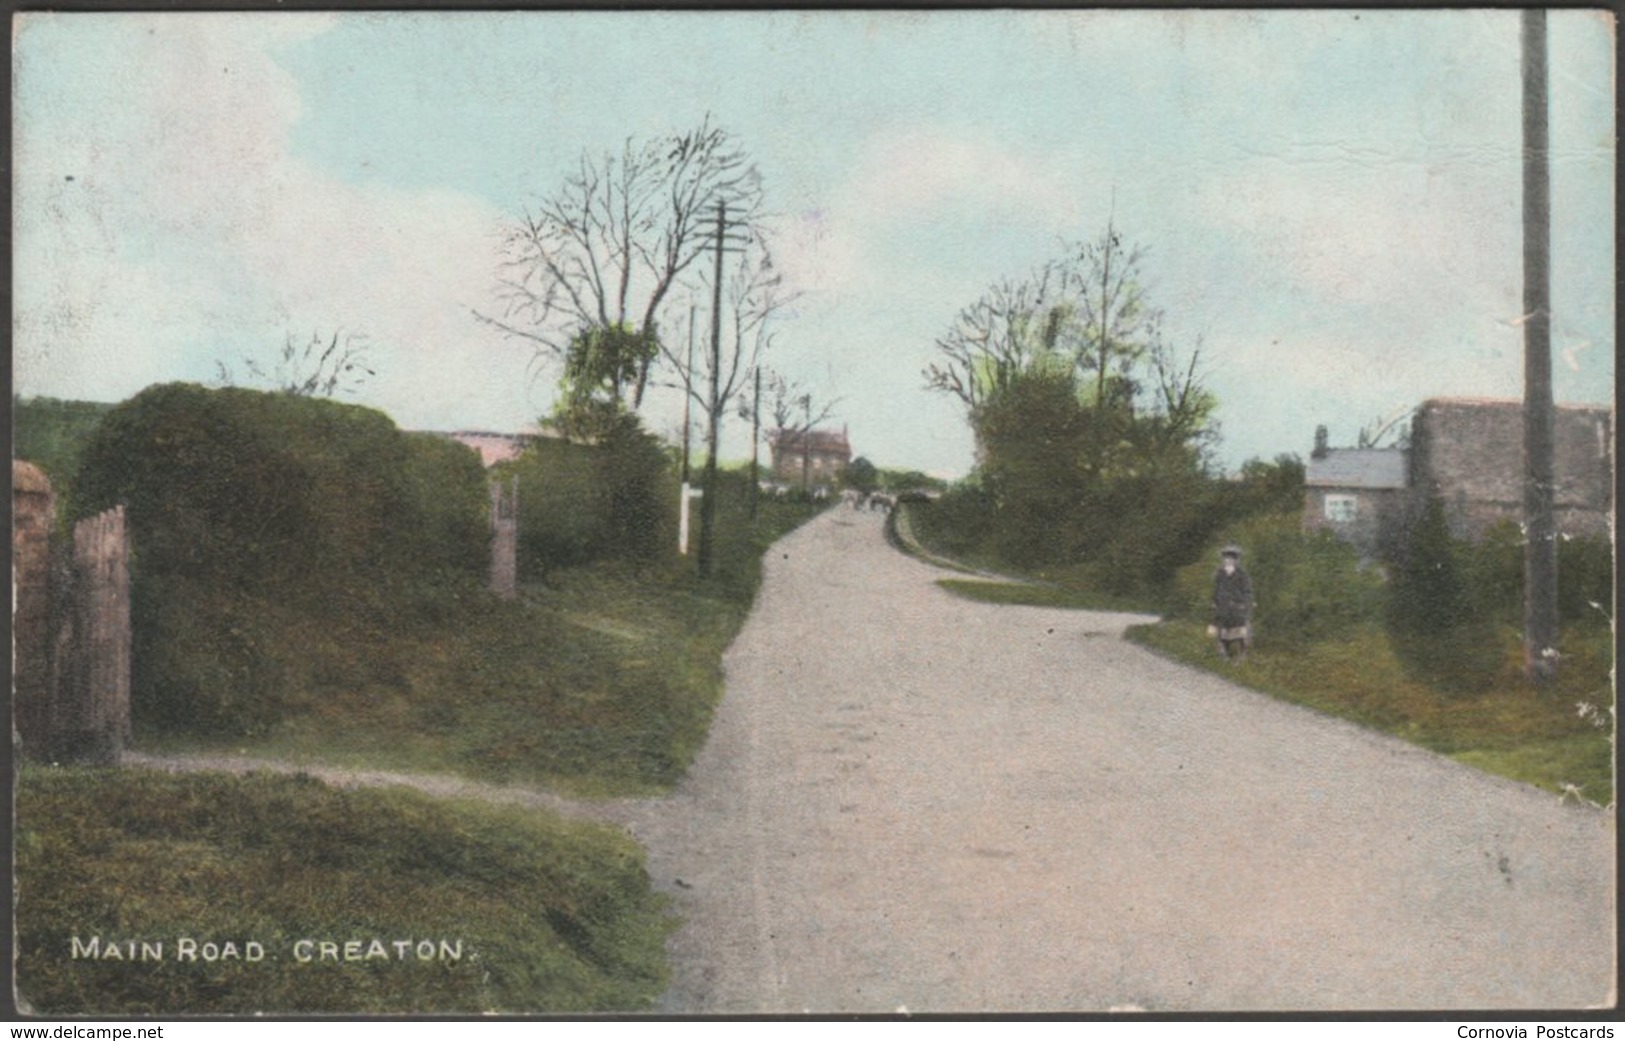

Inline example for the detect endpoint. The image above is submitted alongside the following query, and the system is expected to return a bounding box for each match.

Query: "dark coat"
[1211,566,1254,629]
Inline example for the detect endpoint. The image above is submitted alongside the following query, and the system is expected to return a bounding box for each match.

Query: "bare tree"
[217,329,376,398]
[1356,405,1413,449]
[481,116,764,408]
[922,261,1073,412]
[1145,328,1218,454]
[759,368,840,492]
[1065,218,1155,410]
[925,222,1158,417]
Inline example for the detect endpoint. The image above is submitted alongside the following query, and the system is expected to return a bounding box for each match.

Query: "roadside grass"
[895,504,1162,613]
[936,578,1155,614]
[1128,620,1614,806]
[14,767,672,1014]
[136,489,817,797]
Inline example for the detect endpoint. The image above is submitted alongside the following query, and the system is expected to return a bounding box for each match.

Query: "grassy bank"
[15,767,672,1014]
[1129,620,1614,806]
[141,490,817,797]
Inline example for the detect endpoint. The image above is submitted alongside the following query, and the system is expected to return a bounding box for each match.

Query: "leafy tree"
[923,262,1075,413]
[920,224,1228,595]
[1063,219,1155,411]
[924,224,1213,459]
[843,457,879,494]
[972,367,1097,567]
[550,324,660,441]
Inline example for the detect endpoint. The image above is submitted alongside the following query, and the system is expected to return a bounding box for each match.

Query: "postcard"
[11,9,1616,1018]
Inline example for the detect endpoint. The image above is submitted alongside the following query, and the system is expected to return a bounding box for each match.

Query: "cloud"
[845,128,1080,227]
[14,13,531,430]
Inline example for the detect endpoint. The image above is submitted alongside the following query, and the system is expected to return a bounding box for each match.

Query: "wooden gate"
[42,505,132,763]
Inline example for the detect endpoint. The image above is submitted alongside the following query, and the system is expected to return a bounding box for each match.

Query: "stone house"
[769,426,852,488]
[1408,397,1613,541]
[1304,397,1614,557]
[1303,427,1409,560]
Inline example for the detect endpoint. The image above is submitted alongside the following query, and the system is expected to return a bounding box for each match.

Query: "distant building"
[1303,397,1614,558]
[769,426,852,488]
[1303,426,1410,560]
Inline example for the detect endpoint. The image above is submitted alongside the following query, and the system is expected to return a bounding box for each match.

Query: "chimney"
[1312,425,1329,460]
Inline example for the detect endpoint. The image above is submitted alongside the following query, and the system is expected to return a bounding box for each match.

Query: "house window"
[1324,494,1358,523]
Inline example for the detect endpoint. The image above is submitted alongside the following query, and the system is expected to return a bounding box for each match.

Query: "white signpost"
[678,481,704,555]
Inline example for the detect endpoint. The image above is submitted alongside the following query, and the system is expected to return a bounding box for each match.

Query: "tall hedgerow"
[505,414,676,577]
[71,383,488,733]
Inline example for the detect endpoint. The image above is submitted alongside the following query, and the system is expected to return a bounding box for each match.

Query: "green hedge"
[503,415,676,576]
[13,396,115,505]
[70,384,489,734]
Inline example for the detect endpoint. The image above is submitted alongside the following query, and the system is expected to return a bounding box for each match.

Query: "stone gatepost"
[12,461,55,758]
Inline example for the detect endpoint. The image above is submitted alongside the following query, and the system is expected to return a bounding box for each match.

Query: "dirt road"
[613,507,1614,1013]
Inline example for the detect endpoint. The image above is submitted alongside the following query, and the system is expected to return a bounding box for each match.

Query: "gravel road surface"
[613,507,1615,1013]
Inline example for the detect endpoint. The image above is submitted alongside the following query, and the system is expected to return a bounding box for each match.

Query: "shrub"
[1558,533,1614,628]
[1170,512,1384,647]
[508,416,676,576]
[1385,496,1503,693]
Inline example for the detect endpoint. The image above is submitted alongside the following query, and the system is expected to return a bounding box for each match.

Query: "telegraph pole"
[696,200,727,577]
[682,301,695,486]
[749,366,762,520]
[1521,8,1558,682]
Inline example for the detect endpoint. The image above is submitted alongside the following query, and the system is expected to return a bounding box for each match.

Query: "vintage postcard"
[10,9,1616,1018]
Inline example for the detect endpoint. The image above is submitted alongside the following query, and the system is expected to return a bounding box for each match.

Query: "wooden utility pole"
[750,365,762,519]
[682,301,695,486]
[696,200,726,577]
[800,395,812,494]
[1521,8,1559,682]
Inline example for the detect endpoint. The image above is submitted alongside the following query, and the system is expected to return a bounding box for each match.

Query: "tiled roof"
[772,428,851,454]
[1305,448,1408,490]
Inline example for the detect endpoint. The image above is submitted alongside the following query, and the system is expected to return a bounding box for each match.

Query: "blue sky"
[13,10,1615,477]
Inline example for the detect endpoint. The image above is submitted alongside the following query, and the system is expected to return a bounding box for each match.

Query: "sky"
[12,10,1616,478]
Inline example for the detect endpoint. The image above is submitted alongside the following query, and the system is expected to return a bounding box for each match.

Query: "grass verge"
[1128,620,1614,806]
[15,767,672,1014]
[138,493,817,797]
[936,578,1155,614]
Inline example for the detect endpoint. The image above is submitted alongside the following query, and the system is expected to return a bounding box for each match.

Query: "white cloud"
[846,128,1080,227]
[13,13,528,431]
